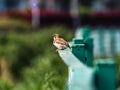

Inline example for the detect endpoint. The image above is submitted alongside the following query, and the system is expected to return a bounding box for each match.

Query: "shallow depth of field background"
[0,0,120,90]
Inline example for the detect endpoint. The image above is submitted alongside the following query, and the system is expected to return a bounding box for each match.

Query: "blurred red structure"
[0,9,72,26]
[92,9,120,17]
[0,8,120,26]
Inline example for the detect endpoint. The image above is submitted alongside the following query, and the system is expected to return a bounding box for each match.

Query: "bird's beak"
[52,35,54,37]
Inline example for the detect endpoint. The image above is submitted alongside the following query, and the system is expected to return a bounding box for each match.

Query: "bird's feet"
[56,48,61,52]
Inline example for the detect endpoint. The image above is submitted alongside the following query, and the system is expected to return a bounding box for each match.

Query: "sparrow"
[52,34,71,51]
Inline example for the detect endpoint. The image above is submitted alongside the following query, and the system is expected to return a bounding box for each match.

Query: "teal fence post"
[71,39,86,64]
[95,59,117,90]
[72,26,93,67]
[85,38,94,67]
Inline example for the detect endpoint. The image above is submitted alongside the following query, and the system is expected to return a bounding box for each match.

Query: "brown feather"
[55,38,70,48]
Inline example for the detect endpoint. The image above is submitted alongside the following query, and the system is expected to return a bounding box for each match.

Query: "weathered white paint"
[58,50,95,90]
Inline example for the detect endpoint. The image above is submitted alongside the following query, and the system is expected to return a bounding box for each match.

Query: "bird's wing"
[56,38,70,48]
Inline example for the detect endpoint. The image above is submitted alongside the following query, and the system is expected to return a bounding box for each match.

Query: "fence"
[57,27,117,90]
[75,26,120,58]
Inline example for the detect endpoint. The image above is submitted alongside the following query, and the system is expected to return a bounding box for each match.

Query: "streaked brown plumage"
[52,34,70,51]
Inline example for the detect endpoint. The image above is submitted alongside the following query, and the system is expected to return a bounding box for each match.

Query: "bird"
[52,34,71,51]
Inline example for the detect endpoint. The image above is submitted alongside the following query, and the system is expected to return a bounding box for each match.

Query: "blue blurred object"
[0,0,6,11]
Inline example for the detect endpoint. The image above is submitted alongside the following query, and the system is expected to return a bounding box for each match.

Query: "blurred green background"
[0,18,73,90]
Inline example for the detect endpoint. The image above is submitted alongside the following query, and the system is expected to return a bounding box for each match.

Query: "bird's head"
[52,34,60,39]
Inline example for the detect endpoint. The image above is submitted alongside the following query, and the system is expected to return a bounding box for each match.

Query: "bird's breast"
[53,42,67,50]
[53,42,61,48]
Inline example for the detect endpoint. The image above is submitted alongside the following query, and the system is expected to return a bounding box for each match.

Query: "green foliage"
[0,78,14,90]
[0,26,72,90]
[21,55,68,90]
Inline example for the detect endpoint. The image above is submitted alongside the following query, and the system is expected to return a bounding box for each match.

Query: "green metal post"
[71,39,86,64]
[83,26,93,67]
[72,26,93,67]
[84,38,94,67]
[95,59,117,90]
